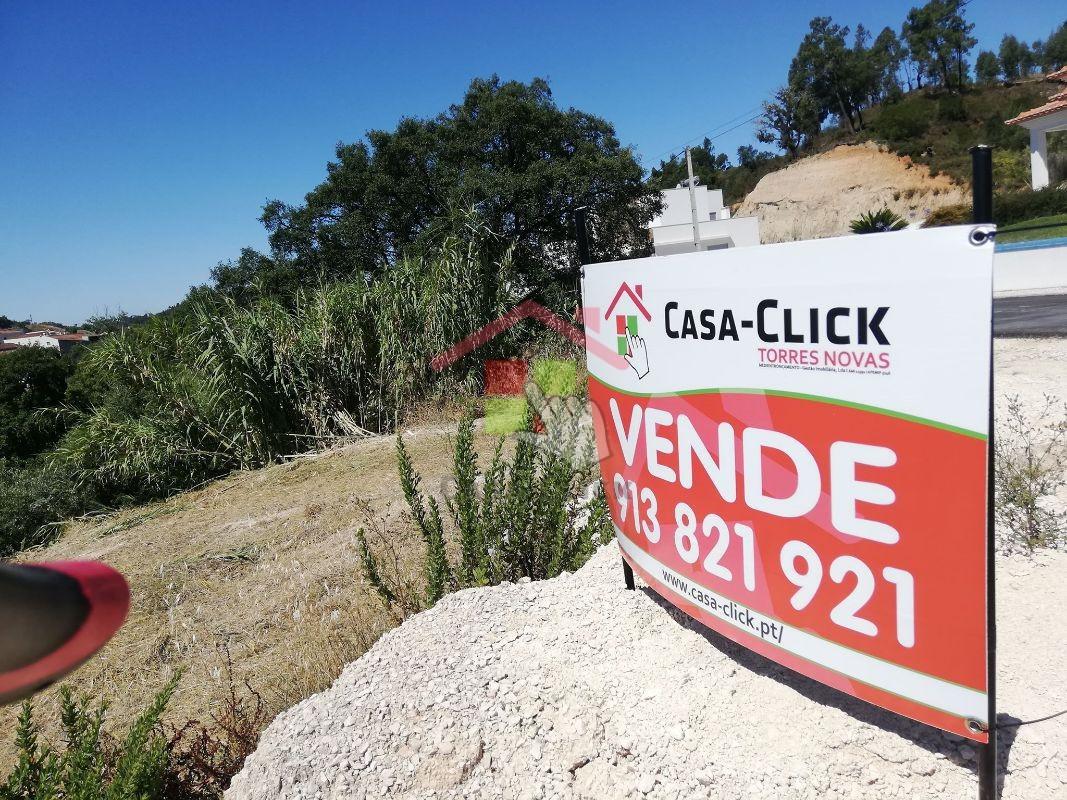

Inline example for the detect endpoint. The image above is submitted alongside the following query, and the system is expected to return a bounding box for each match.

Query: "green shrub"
[361,411,612,611]
[923,188,1067,230]
[0,676,178,800]
[937,94,967,123]
[995,187,1067,226]
[922,203,972,227]
[993,149,1033,192]
[849,207,908,234]
[873,101,932,141]
[0,459,95,556]
[0,348,73,461]
[995,395,1067,552]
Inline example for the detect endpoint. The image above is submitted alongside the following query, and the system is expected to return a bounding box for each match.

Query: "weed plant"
[995,394,1067,552]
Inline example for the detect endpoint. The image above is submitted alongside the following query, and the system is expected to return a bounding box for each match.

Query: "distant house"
[0,328,27,342]
[648,183,761,256]
[5,330,101,354]
[1007,66,1067,190]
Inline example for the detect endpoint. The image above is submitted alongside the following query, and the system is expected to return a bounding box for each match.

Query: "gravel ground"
[228,339,1067,800]
[227,544,1067,800]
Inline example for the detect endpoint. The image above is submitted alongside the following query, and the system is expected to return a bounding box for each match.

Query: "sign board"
[581,227,994,741]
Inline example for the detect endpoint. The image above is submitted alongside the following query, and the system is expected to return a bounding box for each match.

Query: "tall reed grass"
[54,212,524,501]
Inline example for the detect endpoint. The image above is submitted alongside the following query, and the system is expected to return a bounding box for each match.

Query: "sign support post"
[970,144,997,800]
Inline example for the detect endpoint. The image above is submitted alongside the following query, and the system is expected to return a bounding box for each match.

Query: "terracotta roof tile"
[1048,66,1067,83]
[1007,98,1067,126]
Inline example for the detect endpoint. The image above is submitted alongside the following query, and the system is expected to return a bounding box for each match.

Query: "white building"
[649,184,760,256]
[1007,66,1067,190]
[5,330,98,353]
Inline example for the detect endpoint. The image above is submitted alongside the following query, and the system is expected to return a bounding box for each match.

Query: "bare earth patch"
[736,142,967,242]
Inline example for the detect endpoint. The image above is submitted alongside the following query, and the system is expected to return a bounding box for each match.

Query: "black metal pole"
[574,206,591,266]
[978,321,998,800]
[970,145,994,224]
[973,143,997,800]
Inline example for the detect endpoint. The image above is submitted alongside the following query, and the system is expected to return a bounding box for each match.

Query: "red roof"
[1007,68,1067,125]
[1007,98,1067,126]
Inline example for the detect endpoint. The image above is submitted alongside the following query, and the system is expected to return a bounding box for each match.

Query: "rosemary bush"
[360,411,612,610]
[0,677,177,800]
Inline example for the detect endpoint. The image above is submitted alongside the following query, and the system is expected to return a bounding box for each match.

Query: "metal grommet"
[968,227,993,246]
[965,718,988,734]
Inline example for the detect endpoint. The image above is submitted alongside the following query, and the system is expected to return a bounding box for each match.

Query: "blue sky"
[1,1,1062,323]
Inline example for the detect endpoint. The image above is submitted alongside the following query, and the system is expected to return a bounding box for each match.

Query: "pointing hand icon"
[623,332,650,379]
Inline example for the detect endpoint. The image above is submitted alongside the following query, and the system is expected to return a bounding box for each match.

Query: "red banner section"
[590,377,988,741]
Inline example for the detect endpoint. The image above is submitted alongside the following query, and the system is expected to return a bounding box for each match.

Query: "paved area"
[994,294,1067,337]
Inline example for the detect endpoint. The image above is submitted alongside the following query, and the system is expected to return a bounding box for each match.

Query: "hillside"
[6,338,1066,794]
[729,79,1064,242]
[224,341,1067,800]
[736,142,967,242]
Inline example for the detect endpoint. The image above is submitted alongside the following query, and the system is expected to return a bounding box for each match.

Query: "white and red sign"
[581,227,995,741]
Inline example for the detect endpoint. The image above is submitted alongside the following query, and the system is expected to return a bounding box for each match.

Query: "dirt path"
[736,142,967,242]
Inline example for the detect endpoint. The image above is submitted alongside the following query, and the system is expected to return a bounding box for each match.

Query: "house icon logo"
[604,282,653,379]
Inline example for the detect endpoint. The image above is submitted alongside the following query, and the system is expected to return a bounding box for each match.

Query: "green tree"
[648,138,730,190]
[756,86,821,157]
[903,1,975,92]
[735,145,775,169]
[870,27,906,99]
[253,76,658,295]
[975,50,1001,84]
[999,34,1027,80]
[1043,21,1067,69]
[0,348,72,460]
[789,17,865,132]
[1019,41,1037,76]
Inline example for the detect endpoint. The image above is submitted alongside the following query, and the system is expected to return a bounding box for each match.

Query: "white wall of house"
[1019,113,1067,190]
[8,335,61,350]
[649,186,760,255]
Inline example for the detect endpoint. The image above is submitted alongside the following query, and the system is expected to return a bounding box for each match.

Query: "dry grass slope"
[1,420,491,770]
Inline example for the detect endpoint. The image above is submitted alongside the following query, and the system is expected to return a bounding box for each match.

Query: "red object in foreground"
[0,561,130,704]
